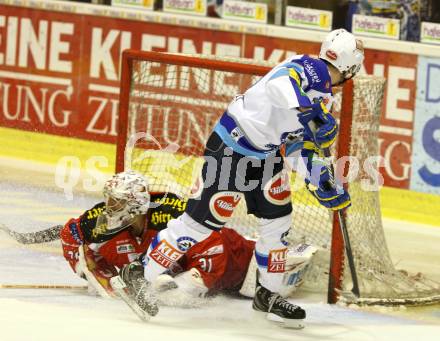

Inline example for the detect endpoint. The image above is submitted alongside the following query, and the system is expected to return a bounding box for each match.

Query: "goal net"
[116,50,440,305]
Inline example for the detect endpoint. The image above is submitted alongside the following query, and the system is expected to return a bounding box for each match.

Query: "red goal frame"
[116,49,355,304]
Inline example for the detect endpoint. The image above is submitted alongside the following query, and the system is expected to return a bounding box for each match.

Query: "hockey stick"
[322,147,360,298]
[0,284,87,290]
[299,101,360,299]
[0,223,62,244]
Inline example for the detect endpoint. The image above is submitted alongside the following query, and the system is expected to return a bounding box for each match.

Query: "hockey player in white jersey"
[118,29,365,327]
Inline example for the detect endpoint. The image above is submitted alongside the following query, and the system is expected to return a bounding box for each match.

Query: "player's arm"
[60,203,119,297]
[60,218,84,275]
[265,65,338,149]
[297,99,338,149]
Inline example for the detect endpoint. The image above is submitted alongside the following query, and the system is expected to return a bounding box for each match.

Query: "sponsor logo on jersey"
[303,59,321,84]
[91,222,108,239]
[153,195,187,212]
[116,244,135,254]
[263,171,291,206]
[150,211,173,226]
[176,236,197,252]
[230,127,244,142]
[209,192,242,222]
[268,248,288,273]
[149,240,184,268]
[69,222,82,244]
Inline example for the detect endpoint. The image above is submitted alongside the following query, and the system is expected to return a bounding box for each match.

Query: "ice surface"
[0,160,439,341]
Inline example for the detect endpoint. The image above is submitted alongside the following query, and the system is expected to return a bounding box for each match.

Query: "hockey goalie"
[60,171,317,307]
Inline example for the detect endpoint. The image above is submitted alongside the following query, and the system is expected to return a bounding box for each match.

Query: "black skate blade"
[110,276,151,322]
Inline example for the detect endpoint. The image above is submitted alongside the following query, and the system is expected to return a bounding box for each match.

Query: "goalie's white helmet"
[102,170,150,232]
[319,28,364,80]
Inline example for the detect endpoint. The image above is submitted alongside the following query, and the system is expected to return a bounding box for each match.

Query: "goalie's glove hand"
[298,99,338,149]
[301,143,351,211]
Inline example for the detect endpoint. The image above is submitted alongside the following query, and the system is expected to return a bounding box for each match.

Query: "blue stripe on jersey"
[219,114,271,154]
[150,233,160,250]
[214,124,271,160]
[255,251,268,268]
[281,61,304,75]
[289,77,312,107]
[271,61,312,108]
[269,68,289,80]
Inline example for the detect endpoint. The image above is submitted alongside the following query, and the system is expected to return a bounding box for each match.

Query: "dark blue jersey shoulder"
[295,55,332,94]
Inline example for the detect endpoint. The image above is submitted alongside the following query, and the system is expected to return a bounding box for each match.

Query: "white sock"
[255,214,291,293]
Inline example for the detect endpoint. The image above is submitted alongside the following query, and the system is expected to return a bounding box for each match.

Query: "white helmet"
[102,170,150,232]
[319,29,364,80]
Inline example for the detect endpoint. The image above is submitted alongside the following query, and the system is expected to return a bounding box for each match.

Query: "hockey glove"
[60,219,84,274]
[301,144,351,211]
[298,99,338,149]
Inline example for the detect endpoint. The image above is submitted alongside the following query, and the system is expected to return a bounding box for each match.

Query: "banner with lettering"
[410,56,440,194]
[0,3,420,190]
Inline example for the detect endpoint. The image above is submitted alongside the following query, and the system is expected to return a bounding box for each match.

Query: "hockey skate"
[110,260,158,321]
[253,280,306,329]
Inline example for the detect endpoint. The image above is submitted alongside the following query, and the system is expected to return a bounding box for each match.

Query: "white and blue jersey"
[214,55,333,159]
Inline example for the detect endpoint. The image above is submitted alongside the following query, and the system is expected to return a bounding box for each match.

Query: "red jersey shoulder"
[79,202,108,243]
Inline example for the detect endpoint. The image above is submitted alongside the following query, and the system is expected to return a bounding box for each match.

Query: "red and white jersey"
[177,227,255,292]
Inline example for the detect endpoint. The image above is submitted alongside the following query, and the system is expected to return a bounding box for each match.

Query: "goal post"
[116,49,440,306]
[327,79,355,304]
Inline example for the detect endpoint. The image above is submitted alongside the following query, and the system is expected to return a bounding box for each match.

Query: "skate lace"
[268,294,299,312]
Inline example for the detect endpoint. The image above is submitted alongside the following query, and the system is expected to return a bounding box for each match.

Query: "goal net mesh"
[121,53,440,305]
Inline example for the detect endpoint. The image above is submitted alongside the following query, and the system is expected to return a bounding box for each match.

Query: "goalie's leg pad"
[153,269,209,308]
[110,276,153,322]
[142,213,212,282]
[77,245,118,298]
[112,260,159,320]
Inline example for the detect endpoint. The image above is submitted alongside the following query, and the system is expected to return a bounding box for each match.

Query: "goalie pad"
[77,245,118,298]
[239,243,318,298]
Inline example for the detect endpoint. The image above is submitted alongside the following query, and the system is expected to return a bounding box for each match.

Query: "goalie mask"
[99,170,151,235]
[319,28,364,81]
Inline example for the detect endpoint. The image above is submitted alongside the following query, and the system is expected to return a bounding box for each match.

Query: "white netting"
[121,53,440,305]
